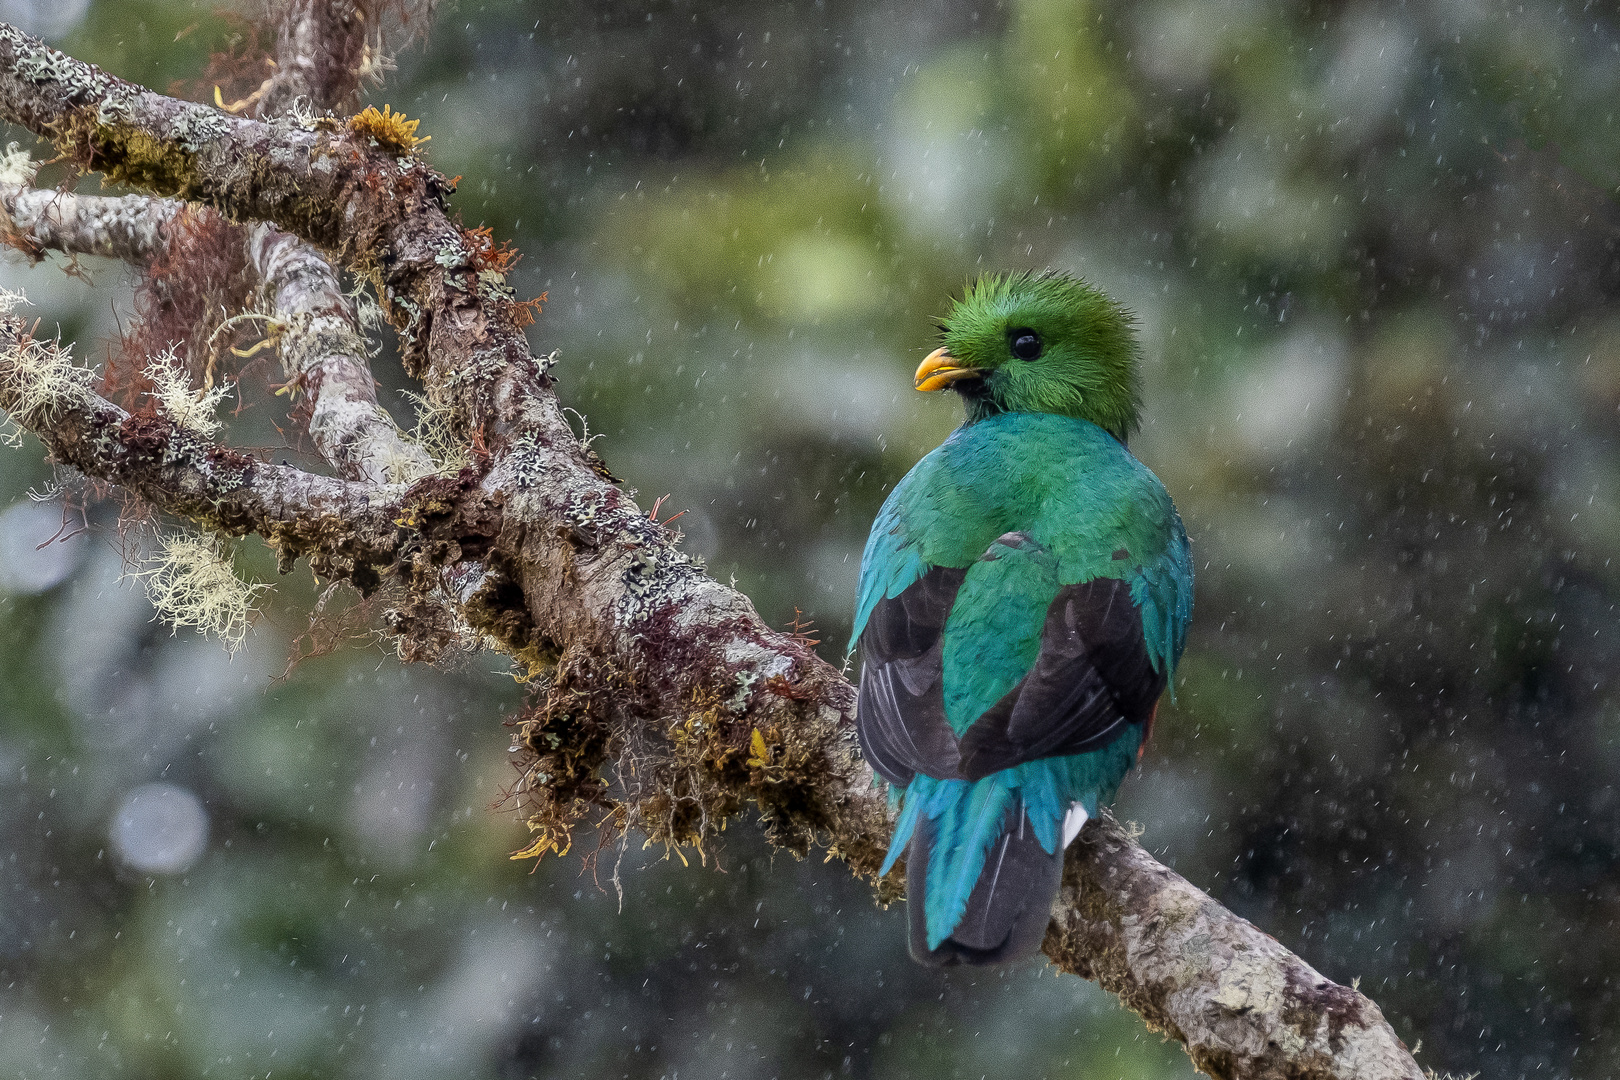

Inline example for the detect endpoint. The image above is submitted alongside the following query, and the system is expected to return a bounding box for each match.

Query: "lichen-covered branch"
[1053,814,1423,1079]
[0,155,432,486]
[0,20,534,424]
[248,223,435,485]
[0,20,1431,1080]
[0,147,176,262]
[0,184,174,262]
[0,313,405,582]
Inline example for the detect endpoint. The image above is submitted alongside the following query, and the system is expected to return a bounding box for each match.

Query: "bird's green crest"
[936,272,1142,439]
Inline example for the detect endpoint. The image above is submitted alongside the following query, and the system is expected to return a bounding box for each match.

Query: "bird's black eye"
[1010,329,1042,361]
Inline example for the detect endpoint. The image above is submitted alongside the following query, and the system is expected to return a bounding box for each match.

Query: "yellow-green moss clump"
[347,105,430,154]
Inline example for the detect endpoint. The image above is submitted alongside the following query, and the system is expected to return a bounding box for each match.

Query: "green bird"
[851,272,1193,965]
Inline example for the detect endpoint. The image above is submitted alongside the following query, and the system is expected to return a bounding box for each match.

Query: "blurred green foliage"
[2,0,1620,1076]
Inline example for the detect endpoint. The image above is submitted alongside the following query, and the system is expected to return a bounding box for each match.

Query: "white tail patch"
[1062,803,1089,848]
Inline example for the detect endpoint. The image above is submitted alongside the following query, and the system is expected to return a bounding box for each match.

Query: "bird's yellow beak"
[914,347,984,392]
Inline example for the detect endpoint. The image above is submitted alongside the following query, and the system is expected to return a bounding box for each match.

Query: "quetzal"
[851,272,1193,965]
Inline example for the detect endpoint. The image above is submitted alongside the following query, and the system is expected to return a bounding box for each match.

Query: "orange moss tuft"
[462,228,544,326]
[462,226,518,274]
[348,104,430,153]
[512,291,546,329]
[784,608,820,649]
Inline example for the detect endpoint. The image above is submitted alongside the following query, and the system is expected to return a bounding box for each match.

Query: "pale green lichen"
[169,106,232,153]
[10,34,115,103]
[560,486,604,528]
[726,670,758,714]
[95,87,137,126]
[0,143,38,185]
[440,350,505,392]
[144,350,231,437]
[16,46,80,86]
[623,548,659,597]
[134,532,268,653]
[0,295,96,445]
[475,268,515,305]
[432,237,466,270]
[401,388,469,473]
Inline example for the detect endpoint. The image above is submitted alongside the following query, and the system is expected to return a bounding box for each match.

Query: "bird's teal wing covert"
[852,272,1192,966]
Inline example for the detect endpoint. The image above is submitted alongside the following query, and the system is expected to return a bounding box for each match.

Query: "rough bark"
[0,19,1431,1080]
[248,223,435,484]
[1054,814,1424,1080]
[0,182,175,262]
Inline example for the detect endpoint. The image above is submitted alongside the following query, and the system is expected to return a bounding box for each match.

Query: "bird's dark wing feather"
[957,577,1164,781]
[856,566,968,786]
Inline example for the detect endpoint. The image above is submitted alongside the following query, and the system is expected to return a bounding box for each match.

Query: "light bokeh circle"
[110,782,210,875]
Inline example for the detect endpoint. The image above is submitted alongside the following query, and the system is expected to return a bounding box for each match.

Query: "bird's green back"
[852,411,1191,731]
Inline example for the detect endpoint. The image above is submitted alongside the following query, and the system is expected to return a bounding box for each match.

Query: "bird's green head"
[915,272,1142,439]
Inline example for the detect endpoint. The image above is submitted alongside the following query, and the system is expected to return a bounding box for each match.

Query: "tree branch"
[0,167,435,486]
[259,0,370,116]
[248,223,436,484]
[0,22,1429,1079]
[1055,814,1424,1079]
[0,148,176,262]
[247,0,436,487]
[0,313,404,581]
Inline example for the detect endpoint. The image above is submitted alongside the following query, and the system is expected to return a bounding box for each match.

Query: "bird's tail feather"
[905,782,1063,965]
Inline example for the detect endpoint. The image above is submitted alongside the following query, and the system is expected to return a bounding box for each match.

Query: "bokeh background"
[0,0,1617,1076]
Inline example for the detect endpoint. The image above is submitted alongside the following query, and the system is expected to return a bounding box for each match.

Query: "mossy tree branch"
[0,18,1429,1080]
[0,314,405,579]
[0,175,435,487]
